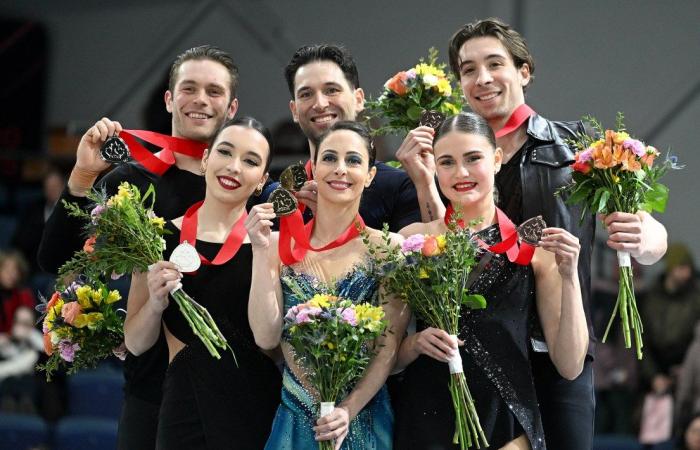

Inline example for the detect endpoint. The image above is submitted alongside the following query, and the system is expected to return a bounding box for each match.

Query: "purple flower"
[622,139,645,157]
[295,307,322,324]
[401,234,425,253]
[90,205,106,224]
[58,340,81,363]
[284,306,299,322]
[578,148,594,162]
[42,322,49,334]
[406,69,417,79]
[340,308,357,326]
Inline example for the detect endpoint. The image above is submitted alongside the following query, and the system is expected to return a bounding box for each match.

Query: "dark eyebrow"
[244,150,263,160]
[216,141,234,148]
[459,54,507,70]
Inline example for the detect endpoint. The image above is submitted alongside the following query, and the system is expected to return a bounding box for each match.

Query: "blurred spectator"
[676,322,700,435]
[11,168,65,271]
[640,374,674,447]
[678,414,700,450]
[0,250,36,334]
[639,243,700,389]
[0,306,42,413]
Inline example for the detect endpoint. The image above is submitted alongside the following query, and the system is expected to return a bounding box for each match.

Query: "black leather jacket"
[518,114,597,356]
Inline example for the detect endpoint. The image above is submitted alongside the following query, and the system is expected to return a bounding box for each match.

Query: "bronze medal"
[419,110,446,129]
[517,216,547,246]
[269,187,298,217]
[279,162,307,192]
[100,135,131,164]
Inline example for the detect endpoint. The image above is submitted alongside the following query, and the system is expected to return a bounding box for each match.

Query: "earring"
[200,164,206,175]
[254,185,263,196]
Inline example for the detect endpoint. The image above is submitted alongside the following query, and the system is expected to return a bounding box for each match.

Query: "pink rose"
[421,236,440,257]
[61,302,83,326]
[401,234,425,253]
[340,308,357,326]
[295,306,322,324]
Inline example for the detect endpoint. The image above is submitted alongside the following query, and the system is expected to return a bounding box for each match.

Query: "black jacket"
[516,114,596,355]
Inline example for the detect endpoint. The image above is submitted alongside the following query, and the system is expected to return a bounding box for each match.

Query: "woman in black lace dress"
[393,113,588,449]
[124,117,281,449]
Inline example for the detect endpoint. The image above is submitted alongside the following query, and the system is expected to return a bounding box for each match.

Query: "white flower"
[422,74,438,88]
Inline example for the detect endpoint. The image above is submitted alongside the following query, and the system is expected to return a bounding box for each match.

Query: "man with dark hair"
[284,44,435,231]
[397,17,668,449]
[37,45,278,449]
[444,17,668,449]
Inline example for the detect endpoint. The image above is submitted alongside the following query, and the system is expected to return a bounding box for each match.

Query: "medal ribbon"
[278,209,364,265]
[180,201,249,266]
[494,104,535,138]
[444,203,535,265]
[120,130,208,176]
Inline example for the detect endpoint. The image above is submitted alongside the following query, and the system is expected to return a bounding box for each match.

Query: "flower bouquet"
[365,223,488,449]
[364,47,463,136]
[59,182,232,360]
[38,277,124,379]
[559,113,681,359]
[283,291,387,450]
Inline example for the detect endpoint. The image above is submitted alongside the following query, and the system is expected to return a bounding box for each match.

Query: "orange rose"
[421,236,440,256]
[43,333,53,356]
[594,145,616,169]
[61,301,83,326]
[83,236,96,253]
[47,291,60,310]
[620,150,642,171]
[385,71,409,96]
[640,152,656,168]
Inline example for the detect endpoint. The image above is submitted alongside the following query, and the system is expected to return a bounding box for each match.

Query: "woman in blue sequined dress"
[246,121,409,450]
[393,113,589,450]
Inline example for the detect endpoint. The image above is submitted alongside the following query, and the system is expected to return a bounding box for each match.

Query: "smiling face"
[289,61,364,149]
[313,129,375,206]
[165,59,238,142]
[457,36,530,125]
[201,125,269,205]
[434,130,502,211]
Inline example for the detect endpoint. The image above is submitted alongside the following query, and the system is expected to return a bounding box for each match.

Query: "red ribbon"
[304,160,313,180]
[494,104,536,138]
[120,130,208,176]
[180,201,249,267]
[278,209,364,265]
[444,203,535,265]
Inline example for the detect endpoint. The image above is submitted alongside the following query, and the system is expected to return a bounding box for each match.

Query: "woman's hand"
[539,227,580,278]
[146,261,181,313]
[411,327,458,362]
[314,405,350,450]
[245,203,276,249]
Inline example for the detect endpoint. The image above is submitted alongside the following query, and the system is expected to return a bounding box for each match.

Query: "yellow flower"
[91,289,103,305]
[436,235,447,251]
[308,294,335,308]
[612,175,620,184]
[325,341,335,350]
[414,63,445,78]
[419,268,430,279]
[107,183,134,207]
[75,286,93,308]
[613,131,630,145]
[436,78,452,96]
[106,290,121,304]
[73,312,103,329]
[354,303,385,332]
[150,216,166,229]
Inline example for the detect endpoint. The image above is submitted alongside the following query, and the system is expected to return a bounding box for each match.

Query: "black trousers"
[117,394,160,450]
[532,352,595,450]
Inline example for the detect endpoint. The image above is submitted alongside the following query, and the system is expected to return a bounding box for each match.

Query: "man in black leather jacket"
[399,17,668,450]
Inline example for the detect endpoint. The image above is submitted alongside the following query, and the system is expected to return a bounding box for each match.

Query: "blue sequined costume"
[264,266,393,450]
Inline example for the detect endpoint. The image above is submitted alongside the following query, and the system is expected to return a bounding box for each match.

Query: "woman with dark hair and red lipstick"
[392,112,588,450]
[124,117,281,449]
